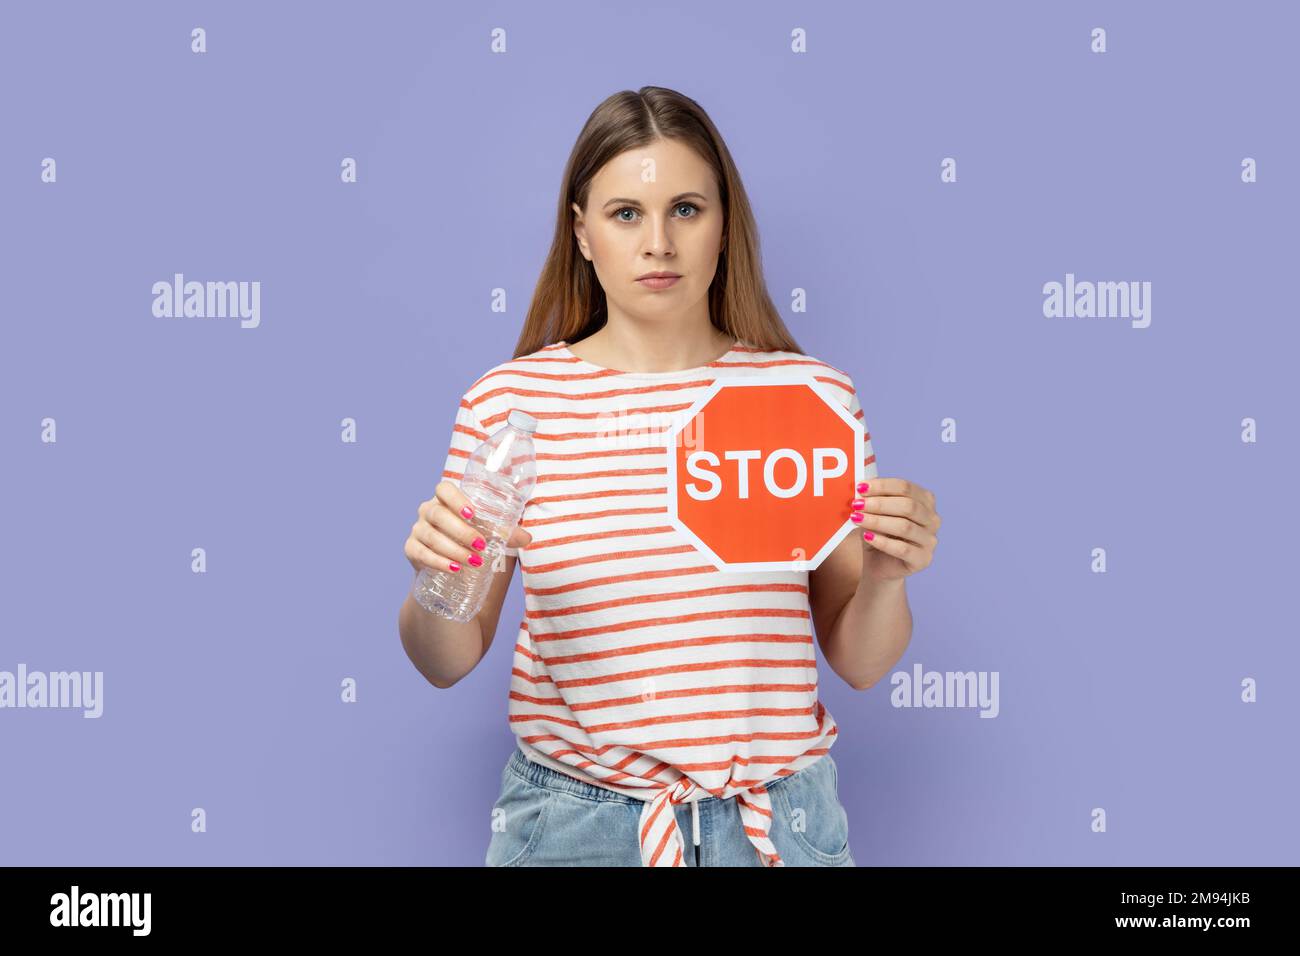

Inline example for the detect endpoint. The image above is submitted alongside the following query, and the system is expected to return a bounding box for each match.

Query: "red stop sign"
[666,376,865,571]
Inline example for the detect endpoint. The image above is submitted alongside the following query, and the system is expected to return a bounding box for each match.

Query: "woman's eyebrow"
[602,191,709,209]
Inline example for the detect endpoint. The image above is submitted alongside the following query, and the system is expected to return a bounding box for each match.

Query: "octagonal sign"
[665,375,865,572]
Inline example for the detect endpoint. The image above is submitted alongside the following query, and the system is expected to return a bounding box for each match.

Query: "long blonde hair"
[512,86,803,358]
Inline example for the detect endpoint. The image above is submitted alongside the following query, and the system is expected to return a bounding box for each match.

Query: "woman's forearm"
[821,575,913,691]
[398,592,484,688]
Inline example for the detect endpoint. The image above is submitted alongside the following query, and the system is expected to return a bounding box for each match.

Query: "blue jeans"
[485,746,856,867]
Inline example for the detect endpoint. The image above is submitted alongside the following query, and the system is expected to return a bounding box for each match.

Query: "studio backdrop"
[1,0,1295,865]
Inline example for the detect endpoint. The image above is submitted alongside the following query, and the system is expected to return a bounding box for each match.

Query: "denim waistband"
[507,746,669,804]
[506,744,814,805]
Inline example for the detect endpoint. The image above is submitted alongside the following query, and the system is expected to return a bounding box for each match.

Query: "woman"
[399,86,941,866]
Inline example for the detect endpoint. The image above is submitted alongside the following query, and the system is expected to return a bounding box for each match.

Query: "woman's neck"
[567,325,735,374]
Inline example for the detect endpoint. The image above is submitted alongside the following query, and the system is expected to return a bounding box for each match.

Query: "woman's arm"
[808,534,913,690]
[398,553,519,688]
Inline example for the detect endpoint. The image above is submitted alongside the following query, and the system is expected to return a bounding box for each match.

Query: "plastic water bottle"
[412,408,538,621]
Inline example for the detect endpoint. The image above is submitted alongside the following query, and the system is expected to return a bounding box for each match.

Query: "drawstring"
[637,779,784,867]
[691,800,701,866]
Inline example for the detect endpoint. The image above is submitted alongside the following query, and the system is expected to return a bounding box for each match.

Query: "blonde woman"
[400,86,941,867]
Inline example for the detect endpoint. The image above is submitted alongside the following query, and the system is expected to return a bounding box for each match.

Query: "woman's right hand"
[404,479,533,575]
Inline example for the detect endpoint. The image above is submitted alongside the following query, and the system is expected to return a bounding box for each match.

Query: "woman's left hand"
[849,478,940,583]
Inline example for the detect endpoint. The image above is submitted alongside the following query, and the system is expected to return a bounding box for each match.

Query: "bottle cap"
[507,409,538,433]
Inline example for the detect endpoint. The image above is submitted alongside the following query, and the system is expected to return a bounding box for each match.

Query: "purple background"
[1,0,1296,865]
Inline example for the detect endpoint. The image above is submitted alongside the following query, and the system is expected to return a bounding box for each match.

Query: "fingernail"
[461,505,474,519]
[851,498,864,508]
[862,531,874,541]
[857,482,869,494]
[850,513,864,523]
[468,553,483,567]
[471,536,486,551]
[448,561,461,571]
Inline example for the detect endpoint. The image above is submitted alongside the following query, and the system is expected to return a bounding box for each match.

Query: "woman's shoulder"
[455,342,573,422]
[464,341,568,390]
[730,342,859,407]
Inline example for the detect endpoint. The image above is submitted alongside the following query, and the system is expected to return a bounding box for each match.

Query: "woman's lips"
[636,275,681,290]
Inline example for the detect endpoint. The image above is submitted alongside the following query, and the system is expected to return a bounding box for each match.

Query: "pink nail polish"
[850,513,864,523]
[460,505,474,519]
[468,553,483,567]
[851,498,864,509]
[857,482,869,494]
[471,536,486,551]
[863,531,874,541]
[448,561,461,571]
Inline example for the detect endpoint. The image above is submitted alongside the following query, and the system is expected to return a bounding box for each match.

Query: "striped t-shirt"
[440,337,878,867]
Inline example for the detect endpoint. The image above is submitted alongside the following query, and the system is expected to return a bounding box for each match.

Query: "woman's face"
[572,138,725,324]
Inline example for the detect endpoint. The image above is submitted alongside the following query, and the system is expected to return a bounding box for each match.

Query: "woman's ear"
[572,202,591,260]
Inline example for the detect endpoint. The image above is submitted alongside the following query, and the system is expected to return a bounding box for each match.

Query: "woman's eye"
[613,203,700,222]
